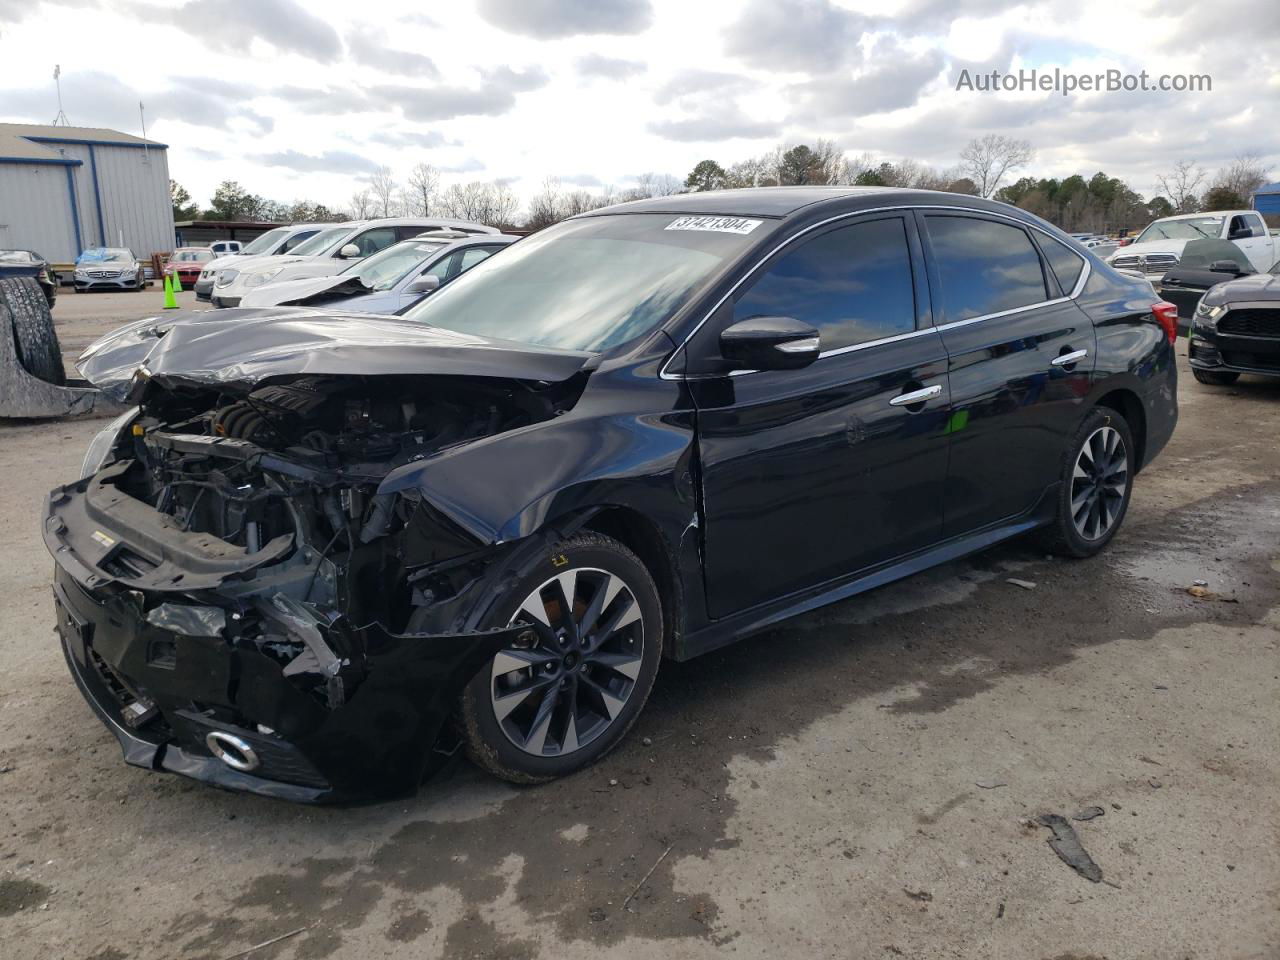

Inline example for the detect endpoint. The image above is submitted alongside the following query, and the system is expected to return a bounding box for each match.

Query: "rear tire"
[1038,407,1134,558]
[455,532,663,784]
[0,276,65,385]
[1192,368,1239,386]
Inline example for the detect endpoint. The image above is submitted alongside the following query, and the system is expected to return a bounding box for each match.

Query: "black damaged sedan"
[47,188,1178,802]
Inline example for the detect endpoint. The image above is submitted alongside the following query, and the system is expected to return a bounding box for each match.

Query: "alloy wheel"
[1070,425,1128,541]
[491,567,645,757]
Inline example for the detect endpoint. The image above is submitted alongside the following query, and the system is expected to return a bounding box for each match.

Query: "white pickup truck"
[1107,210,1277,279]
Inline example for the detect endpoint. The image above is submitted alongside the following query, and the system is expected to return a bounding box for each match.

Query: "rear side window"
[925,216,1048,321]
[733,217,916,352]
[282,230,318,252]
[350,227,398,257]
[1038,235,1086,295]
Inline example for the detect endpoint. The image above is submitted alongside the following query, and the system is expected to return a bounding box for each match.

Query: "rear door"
[920,213,1096,537]
[690,213,951,618]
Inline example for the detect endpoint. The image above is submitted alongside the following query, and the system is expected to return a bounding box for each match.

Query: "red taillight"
[1152,301,1178,344]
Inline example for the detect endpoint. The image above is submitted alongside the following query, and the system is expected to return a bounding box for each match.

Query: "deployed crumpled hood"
[239,274,354,307]
[77,309,592,401]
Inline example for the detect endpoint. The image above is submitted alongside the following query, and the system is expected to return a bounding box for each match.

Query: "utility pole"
[139,101,149,162]
[52,65,70,126]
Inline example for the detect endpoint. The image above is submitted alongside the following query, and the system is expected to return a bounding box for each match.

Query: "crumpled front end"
[46,365,586,802]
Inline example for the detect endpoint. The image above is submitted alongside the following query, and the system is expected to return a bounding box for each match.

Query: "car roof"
[577,186,1030,222]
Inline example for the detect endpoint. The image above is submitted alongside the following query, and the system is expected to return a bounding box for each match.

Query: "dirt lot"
[2,311,1278,959]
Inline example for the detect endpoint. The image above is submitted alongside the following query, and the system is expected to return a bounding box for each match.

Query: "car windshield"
[240,228,290,255]
[0,250,31,263]
[78,248,131,263]
[172,250,213,262]
[341,239,447,291]
[1177,239,1253,271]
[289,227,351,257]
[402,214,766,352]
[1135,217,1223,243]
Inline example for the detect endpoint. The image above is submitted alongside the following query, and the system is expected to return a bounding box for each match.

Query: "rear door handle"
[889,384,943,407]
[1051,349,1089,366]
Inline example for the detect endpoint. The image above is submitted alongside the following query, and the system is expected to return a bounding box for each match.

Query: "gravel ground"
[2,319,1278,959]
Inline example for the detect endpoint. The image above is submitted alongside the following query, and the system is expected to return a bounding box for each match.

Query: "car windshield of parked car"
[239,228,290,255]
[402,214,764,352]
[172,250,213,263]
[1135,217,1222,243]
[289,227,350,257]
[78,248,132,263]
[1178,239,1253,271]
[340,239,448,291]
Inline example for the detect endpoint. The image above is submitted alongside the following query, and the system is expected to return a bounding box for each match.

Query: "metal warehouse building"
[0,122,174,266]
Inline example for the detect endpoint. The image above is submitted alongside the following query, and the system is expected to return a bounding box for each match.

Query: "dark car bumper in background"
[193,278,214,301]
[1190,306,1280,378]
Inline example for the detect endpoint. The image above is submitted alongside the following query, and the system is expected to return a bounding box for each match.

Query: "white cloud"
[0,0,1272,214]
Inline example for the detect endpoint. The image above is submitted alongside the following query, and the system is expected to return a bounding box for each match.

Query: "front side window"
[732,217,916,352]
[925,216,1048,321]
[281,230,320,252]
[402,213,764,352]
[348,227,398,257]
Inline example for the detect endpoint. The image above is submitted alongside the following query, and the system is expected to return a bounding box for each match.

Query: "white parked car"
[194,224,329,302]
[1107,210,1277,279]
[208,218,499,308]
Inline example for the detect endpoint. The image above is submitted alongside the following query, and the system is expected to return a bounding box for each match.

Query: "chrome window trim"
[660,203,1093,381]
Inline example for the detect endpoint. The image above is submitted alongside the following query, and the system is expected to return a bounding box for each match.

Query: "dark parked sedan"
[0,249,57,306]
[47,187,1177,802]
[1187,257,1280,384]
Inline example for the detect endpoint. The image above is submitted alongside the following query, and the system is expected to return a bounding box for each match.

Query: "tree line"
[170,141,1271,236]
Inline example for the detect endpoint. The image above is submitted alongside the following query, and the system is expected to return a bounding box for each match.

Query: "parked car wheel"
[1038,407,1134,558]
[0,276,65,385]
[1192,369,1239,386]
[454,532,662,783]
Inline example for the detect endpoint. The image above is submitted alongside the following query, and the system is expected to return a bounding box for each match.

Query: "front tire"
[457,532,662,783]
[1039,407,1135,558]
[1192,368,1239,386]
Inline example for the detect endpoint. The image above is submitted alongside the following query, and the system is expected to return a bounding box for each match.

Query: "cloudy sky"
[1,0,1276,212]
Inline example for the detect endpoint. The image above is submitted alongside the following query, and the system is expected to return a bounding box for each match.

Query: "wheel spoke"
[493,647,553,677]
[561,709,579,754]
[523,688,558,754]
[599,593,641,638]
[493,676,554,721]
[591,651,644,681]
[517,594,551,628]
[580,674,626,720]
[577,573,614,638]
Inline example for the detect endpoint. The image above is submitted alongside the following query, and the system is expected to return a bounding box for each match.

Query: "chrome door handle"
[889,384,943,407]
[1051,348,1089,366]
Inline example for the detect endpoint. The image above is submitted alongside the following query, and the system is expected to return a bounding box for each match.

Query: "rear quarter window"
[1037,235,1087,295]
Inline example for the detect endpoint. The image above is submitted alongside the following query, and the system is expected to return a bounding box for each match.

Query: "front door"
[688,214,952,619]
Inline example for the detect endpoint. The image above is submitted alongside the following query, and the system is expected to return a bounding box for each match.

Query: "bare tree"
[437,180,520,227]
[405,162,440,216]
[632,171,682,198]
[368,167,399,218]
[1212,152,1270,206]
[349,188,374,219]
[959,134,1034,198]
[1156,159,1207,214]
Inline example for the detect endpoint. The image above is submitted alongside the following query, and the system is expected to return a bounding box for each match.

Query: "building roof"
[1254,182,1280,196]
[0,122,166,149]
[0,130,81,165]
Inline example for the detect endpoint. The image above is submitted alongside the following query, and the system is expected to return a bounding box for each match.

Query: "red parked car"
[164,247,215,289]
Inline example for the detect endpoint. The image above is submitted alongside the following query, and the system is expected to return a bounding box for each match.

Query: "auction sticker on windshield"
[665,216,763,235]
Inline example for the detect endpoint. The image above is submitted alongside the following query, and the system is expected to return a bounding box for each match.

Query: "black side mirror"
[720,316,820,371]
[1209,259,1245,274]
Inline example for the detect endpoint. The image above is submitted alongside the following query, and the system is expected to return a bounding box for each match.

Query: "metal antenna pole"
[139,101,149,162]
[52,65,70,126]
